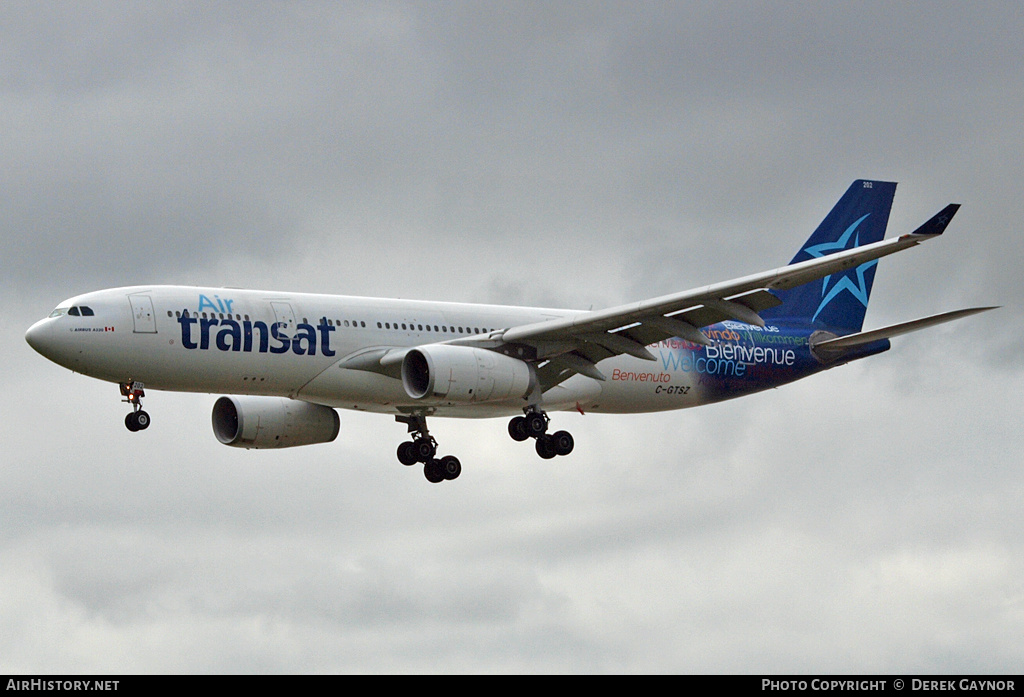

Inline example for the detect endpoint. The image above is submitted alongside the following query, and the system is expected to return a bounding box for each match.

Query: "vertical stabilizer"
[761,179,897,334]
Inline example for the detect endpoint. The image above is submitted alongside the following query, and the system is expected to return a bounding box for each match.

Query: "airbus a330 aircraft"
[26,180,994,482]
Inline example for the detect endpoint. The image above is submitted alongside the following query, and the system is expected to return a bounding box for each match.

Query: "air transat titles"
[177,315,335,356]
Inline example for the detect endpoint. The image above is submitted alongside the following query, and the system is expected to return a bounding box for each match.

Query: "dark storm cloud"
[5,2,1020,306]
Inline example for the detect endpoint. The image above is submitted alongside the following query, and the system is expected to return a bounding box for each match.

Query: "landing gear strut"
[508,408,574,459]
[395,414,461,483]
[120,381,150,432]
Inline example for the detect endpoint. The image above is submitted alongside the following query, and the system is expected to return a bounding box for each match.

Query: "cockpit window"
[61,305,95,317]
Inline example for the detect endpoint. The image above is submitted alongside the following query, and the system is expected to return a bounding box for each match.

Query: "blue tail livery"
[761,179,897,335]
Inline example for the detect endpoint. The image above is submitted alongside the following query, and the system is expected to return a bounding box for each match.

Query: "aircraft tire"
[125,412,140,432]
[424,459,445,483]
[524,412,547,437]
[134,410,150,430]
[535,435,557,460]
[551,430,574,456]
[439,455,461,480]
[397,441,418,466]
[508,416,529,441]
[414,438,436,462]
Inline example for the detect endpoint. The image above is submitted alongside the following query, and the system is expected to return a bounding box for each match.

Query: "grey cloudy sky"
[2,1,1021,673]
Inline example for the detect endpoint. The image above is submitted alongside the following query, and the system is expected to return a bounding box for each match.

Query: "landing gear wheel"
[550,430,574,456]
[508,416,529,442]
[125,411,150,432]
[424,459,445,483]
[414,437,437,463]
[397,441,419,466]
[439,455,462,480]
[524,411,547,437]
[536,435,557,459]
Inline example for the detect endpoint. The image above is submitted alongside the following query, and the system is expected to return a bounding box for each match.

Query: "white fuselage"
[26,285,716,418]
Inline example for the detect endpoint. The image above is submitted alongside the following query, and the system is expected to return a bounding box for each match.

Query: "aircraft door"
[271,302,296,337]
[128,294,157,333]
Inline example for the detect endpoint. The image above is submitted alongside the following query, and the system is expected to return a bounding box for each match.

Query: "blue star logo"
[801,214,877,323]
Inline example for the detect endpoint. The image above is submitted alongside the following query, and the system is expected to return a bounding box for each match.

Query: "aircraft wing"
[469,207,959,388]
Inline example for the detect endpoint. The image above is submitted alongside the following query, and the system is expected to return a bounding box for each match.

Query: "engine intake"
[401,345,533,403]
[212,396,340,449]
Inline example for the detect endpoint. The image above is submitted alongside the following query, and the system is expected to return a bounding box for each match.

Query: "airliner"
[25,180,994,482]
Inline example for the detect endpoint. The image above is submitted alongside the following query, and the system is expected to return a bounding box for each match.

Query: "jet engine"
[212,396,341,449]
[401,345,534,403]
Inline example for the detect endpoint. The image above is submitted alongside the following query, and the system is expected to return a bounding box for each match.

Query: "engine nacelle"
[402,345,534,403]
[212,396,341,449]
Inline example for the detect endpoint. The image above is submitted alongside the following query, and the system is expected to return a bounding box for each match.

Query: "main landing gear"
[507,409,574,459]
[395,414,461,484]
[395,408,572,483]
[120,381,151,432]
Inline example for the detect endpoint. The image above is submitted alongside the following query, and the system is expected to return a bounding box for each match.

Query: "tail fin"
[761,179,897,334]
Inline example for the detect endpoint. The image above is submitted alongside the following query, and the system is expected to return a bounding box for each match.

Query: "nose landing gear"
[120,382,151,432]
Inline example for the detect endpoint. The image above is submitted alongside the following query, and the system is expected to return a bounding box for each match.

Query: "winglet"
[909,203,960,237]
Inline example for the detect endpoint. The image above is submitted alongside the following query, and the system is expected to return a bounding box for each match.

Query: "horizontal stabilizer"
[813,306,998,352]
[909,203,960,237]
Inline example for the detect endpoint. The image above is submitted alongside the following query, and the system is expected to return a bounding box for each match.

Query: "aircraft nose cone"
[25,319,54,357]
